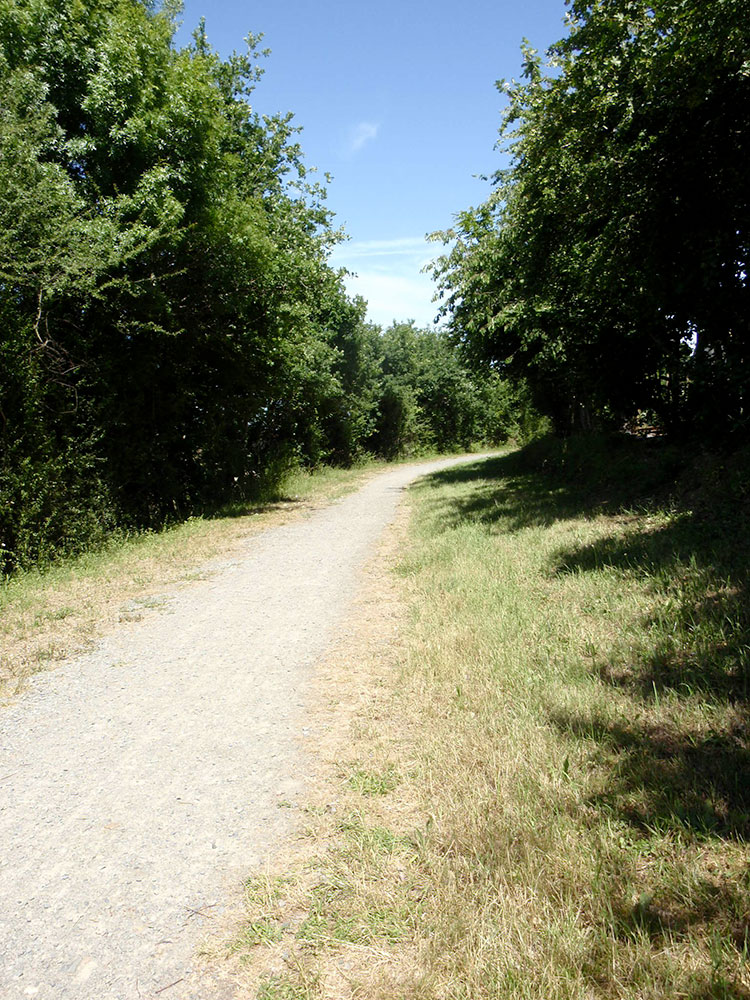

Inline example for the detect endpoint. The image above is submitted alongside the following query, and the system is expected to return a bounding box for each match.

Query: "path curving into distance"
[0,455,488,1000]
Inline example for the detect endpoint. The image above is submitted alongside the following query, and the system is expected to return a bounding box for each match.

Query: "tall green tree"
[0,0,352,569]
[432,0,750,434]
[0,0,520,575]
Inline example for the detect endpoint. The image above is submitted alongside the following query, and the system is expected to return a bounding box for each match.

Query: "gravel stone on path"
[0,455,486,1000]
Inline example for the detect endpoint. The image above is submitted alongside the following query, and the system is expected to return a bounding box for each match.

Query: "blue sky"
[175,0,569,328]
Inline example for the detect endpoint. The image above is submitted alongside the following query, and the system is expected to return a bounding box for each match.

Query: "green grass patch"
[347,765,400,796]
[256,972,320,1000]
[389,435,750,998]
[232,918,284,952]
[338,814,413,856]
[296,905,411,948]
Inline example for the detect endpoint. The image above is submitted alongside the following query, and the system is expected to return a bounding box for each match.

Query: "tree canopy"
[0,0,519,574]
[432,0,750,436]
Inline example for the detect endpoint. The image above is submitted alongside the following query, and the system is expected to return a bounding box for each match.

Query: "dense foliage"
[432,0,750,436]
[0,0,517,574]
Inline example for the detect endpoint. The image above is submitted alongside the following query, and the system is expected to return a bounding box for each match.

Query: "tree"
[371,322,490,455]
[0,0,522,574]
[432,0,750,435]
[0,0,353,569]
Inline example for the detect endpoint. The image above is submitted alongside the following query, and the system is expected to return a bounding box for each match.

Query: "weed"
[231,918,284,952]
[347,765,400,796]
[256,970,320,1000]
[338,815,408,855]
[32,606,75,625]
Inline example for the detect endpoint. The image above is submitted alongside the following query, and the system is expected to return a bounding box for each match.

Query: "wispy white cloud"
[348,121,379,154]
[334,237,432,260]
[331,236,445,328]
[340,270,440,328]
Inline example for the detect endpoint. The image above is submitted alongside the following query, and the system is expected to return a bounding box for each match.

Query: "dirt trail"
[0,455,485,1000]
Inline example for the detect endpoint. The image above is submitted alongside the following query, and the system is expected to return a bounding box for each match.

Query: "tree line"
[0,0,525,575]
[432,0,749,437]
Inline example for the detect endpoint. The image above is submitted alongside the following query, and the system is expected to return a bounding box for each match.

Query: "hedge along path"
[0,454,491,1000]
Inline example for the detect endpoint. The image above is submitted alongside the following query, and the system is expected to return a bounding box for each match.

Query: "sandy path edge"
[0,454,490,1000]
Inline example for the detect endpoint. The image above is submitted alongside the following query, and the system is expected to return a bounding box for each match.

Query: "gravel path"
[0,455,484,1000]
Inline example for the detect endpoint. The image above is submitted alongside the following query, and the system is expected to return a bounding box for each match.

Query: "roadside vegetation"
[432,0,749,438]
[0,0,529,579]
[229,436,750,999]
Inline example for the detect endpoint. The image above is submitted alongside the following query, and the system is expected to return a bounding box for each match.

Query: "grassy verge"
[0,461,381,700]
[228,435,750,999]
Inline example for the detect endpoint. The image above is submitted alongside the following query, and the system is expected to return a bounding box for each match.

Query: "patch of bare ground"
[198,503,432,999]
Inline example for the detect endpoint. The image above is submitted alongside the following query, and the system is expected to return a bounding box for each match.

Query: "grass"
[346,766,400,797]
[226,434,750,998]
[0,460,384,700]
[390,436,750,999]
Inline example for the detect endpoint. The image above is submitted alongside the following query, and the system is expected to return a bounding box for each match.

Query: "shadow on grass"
[420,435,750,990]
[550,707,750,838]
[419,434,696,531]
[419,434,750,842]
[206,500,285,519]
[594,874,750,998]
[555,518,750,704]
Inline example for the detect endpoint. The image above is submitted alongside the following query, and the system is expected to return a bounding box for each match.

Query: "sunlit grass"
[230,437,750,999]
[387,440,750,999]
